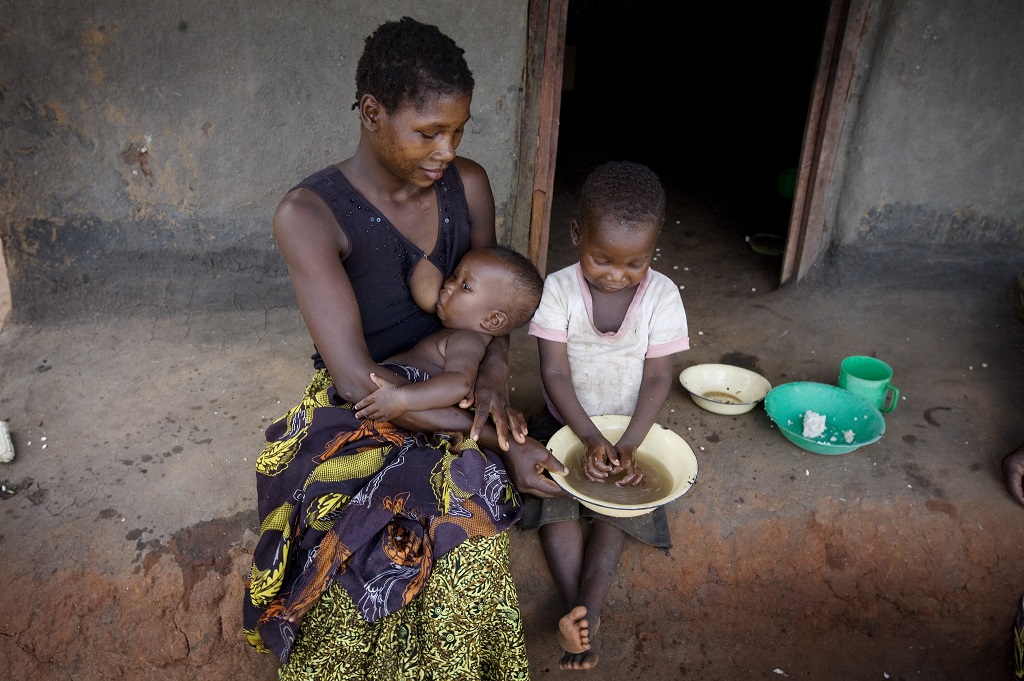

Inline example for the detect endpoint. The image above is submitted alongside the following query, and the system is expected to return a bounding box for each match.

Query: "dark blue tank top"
[292,164,473,364]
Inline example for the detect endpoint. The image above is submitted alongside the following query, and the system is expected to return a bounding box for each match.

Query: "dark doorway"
[550,1,830,275]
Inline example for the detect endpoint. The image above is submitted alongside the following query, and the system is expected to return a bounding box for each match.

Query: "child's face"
[572,216,660,295]
[435,250,508,332]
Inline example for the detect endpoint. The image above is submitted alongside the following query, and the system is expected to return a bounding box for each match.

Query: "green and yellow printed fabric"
[243,366,523,669]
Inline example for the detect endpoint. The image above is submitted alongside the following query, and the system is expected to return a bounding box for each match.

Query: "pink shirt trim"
[647,337,690,358]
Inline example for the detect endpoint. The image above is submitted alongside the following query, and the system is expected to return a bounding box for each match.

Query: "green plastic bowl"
[764,382,886,455]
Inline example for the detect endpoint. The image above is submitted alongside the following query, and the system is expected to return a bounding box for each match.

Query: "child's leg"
[578,519,626,625]
[558,519,626,671]
[538,519,592,655]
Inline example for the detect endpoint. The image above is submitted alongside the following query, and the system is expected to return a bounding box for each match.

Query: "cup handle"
[881,384,900,413]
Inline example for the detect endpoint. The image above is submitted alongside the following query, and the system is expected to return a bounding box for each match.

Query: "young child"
[523,161,689,670]
[354,245,543,434]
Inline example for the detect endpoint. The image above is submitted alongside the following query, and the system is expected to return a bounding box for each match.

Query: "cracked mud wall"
[0,2,528,323]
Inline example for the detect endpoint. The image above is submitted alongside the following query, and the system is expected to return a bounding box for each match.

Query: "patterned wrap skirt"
[243,366,530,679]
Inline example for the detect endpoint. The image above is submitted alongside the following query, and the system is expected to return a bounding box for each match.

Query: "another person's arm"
[1003,445,1024,506]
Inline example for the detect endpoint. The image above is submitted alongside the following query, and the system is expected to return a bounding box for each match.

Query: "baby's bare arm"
[354,373,408,421]
[371,331,490,417]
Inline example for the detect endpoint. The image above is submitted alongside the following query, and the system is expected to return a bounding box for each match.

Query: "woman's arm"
[394,403,567,498]
[454,156,526,445]
[273,188,388,403]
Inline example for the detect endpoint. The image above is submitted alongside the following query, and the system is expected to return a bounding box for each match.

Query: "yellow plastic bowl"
[545,415,698,517]
[679,363,772,415]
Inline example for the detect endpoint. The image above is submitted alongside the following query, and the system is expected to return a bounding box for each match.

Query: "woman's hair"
[354,16,475,111]
[577,161,666,236]
[479,245,544,331]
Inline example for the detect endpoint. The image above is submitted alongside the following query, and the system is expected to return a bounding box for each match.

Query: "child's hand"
[354,373,406,421]
[611,443,646,487]
[582,436,618,483]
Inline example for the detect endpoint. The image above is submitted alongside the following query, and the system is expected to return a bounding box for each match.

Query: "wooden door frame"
[519,0,569,277]
[781,0,870,285]
[522,0,870,285]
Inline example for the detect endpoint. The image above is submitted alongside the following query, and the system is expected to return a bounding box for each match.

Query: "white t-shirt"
[528,263,689,419]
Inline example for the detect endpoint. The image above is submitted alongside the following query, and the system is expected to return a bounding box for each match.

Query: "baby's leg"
[539,520,591,654]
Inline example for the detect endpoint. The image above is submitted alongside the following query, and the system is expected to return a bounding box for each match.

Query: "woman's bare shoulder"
[273,187,348,254]
[453,157,492,192]
[453,157,496,246]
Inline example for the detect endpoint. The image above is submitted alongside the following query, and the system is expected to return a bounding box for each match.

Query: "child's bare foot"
[559,648,600,671]
[557,605,591,654]
[559,618,600,670]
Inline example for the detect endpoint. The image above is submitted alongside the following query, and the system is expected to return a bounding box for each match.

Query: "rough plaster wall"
[0,1,528,321]
[835,0,1024,251]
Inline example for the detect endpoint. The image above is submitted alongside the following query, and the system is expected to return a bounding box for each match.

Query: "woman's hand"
[1003,445,1024,506]
[482,429,567,498]
[459,335,528,450]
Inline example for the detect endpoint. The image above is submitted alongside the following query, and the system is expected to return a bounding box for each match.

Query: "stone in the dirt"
[0,420,14,463]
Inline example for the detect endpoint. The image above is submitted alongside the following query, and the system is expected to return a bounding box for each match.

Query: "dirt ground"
[2,184,1024,681]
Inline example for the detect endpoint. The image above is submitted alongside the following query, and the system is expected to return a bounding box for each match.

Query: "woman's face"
[571,216,660,295]
[373,93,472,187]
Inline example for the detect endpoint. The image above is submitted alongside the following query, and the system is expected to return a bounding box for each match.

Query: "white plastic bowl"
[546,415,698,517]
[679,363,772,415]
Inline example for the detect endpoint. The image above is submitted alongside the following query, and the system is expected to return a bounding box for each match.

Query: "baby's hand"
[582,436,618,483]
[612,443,645,487]
[354,373,406,421]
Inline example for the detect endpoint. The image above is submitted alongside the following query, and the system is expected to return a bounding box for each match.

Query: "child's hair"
[577,161,666,236]
[479,245,544,332]
[353,17,475,111]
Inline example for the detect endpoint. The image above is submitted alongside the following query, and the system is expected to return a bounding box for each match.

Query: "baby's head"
[436,245,544,336]
[571,161,666,295]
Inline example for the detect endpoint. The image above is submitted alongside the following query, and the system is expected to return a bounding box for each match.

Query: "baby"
[354,245,543,432]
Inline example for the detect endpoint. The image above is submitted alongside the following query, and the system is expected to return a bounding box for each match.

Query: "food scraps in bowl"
[678,364,772,415]
[763,382,886,455]
[545,414,698,517]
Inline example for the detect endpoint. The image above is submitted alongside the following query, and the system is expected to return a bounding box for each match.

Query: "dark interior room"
[553,1,831,245]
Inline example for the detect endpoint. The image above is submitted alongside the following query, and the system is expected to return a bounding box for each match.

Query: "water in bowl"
[563,449,674,505]
[701,390,743,404]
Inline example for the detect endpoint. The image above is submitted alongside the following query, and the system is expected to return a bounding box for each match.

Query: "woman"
[242,17,566,680]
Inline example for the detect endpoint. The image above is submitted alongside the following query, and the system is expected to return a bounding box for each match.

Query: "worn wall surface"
[4,0,1024,323]
[832,0,1024,262]
[0,1,529,321]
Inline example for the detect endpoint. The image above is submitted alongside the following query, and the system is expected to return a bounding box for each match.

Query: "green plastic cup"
[838,356,899,413]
